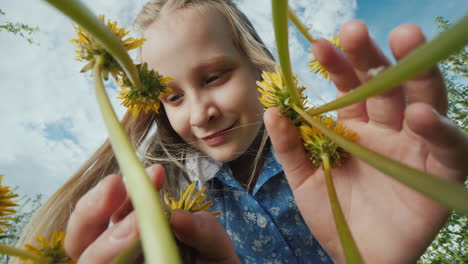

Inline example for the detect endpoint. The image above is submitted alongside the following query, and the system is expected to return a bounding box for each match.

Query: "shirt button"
[257,216,267,228]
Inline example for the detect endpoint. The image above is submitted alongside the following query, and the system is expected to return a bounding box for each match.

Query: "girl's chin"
[201,146,244,163]
[207,152,241,163]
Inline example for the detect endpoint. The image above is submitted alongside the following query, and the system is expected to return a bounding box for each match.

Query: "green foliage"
[435,16,468,133]
[436,17,468,78]
[445,78,468,133]
[418,210,468,264]
[417,17,468,264]
[0,193,43,264]
[0,9,39,44]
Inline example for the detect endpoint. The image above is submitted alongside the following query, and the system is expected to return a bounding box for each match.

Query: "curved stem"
[43,0,141,90]
[322,154,364,264]
[272,0,301,106]
[294,105,468,215]
[308,14,468,116]
[111,239,142,264]
[287,7,315,44]
[0,243,50,264]
[93,55,181,264]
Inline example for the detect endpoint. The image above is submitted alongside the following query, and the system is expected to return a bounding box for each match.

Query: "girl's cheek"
[166,107,191,138]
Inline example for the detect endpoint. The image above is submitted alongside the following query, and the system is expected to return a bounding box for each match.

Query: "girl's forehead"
[141,6,241,76]
[155,6,227,35]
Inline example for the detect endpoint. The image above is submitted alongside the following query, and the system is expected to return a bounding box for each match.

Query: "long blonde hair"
[13,0,276,262]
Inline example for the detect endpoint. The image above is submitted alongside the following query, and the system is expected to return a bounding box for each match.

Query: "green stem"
[307,14,468,116]
[294,105,468,215]
[272,0,301,106]
[322,155,364,264]
[43,0,141,90]
[111,239,142,264]
[0,243,50,264]
[287,7,315,44]
[93,55,181,264]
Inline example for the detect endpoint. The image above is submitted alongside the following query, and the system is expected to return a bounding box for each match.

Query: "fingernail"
[147,164,161,181]
[90,180,102,194]
[111,214,135,241]
[192,213,205,230]
[87,182,102,207]
[432,107,441,119]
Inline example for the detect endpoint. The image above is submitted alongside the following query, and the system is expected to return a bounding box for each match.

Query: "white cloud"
[0,0,147,197]
[236,0,357,104]
[290,0,357,38]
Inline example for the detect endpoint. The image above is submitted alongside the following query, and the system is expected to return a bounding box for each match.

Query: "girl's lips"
[202,123,236,140]
[201,123,236,146]
[203,133,227,146]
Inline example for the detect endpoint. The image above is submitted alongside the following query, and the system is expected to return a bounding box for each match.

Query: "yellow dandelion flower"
[257,67,308,125]
[24,231,75,264]
[164,182,221,217]
[0,175,18,234]
[308,35,343,80]
[70,14,145,80]
[117,63,173,118]
[300,115,358,167]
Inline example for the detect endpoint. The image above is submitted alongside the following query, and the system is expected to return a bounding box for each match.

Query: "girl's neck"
[229,132,269,192]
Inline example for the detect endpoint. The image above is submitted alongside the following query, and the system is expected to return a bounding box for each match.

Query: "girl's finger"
[389,24,448,115]
[111,164,166,223]
[170,210,239,263]
[311,38,368,122]
[340,20,390,81]
[341,20,405,130]
[404,103,468,180]
[264,108,316,190]
[78,212,139,264]
[65,174,127,260]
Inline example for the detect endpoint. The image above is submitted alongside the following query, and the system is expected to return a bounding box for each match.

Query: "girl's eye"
[205,70,230,85]
[166,94,183,103]
[206,75,220,84]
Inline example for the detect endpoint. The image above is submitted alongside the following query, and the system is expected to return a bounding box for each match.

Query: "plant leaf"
[295,105,468,216]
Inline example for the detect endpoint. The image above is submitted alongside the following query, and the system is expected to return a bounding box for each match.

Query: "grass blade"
[295,105,468,215]
[308,15,468,116]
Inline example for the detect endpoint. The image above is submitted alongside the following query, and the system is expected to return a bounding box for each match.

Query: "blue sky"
[0,0,466,199]
[355,0,467,58]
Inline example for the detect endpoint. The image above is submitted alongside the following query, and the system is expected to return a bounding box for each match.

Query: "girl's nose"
[189,99,219,127]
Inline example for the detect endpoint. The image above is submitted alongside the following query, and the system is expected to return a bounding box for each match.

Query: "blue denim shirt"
[205,150,333,264]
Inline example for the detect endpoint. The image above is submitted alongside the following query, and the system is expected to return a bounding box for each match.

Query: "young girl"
[15,0,468,263]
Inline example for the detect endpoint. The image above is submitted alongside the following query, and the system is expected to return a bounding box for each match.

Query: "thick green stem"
[287,7,315,44]
[308,14,468,116]
[294,105,468,215]
[272,0,301,106]
[43,0,141,90]
[111,240,142,264]
[93,55,181,264]
[0,243,50,264]
[322,155,364,264]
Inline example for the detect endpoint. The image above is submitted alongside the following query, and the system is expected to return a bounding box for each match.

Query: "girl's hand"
[170,210,240,264]
[265,20,468,264]
[64,164,239,264]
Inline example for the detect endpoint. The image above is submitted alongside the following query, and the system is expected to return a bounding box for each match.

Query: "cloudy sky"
[1,0,466,200]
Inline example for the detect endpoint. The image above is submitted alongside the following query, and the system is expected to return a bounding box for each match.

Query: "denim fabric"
[205,150,333,264]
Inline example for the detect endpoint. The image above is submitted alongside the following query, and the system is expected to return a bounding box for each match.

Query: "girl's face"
[141,7,264,163]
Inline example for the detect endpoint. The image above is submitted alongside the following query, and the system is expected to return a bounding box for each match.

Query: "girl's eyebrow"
[193,55,236,72]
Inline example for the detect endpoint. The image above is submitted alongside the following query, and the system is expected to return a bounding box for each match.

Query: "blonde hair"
[13,0,276,262]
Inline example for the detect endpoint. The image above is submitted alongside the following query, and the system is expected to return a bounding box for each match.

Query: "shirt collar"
[185,152,222,188]
[251,147,282,195]
[211,147,284,195]
[184,147,284,193]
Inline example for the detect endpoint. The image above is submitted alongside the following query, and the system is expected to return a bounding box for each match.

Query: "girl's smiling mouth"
[201,122,237,146]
